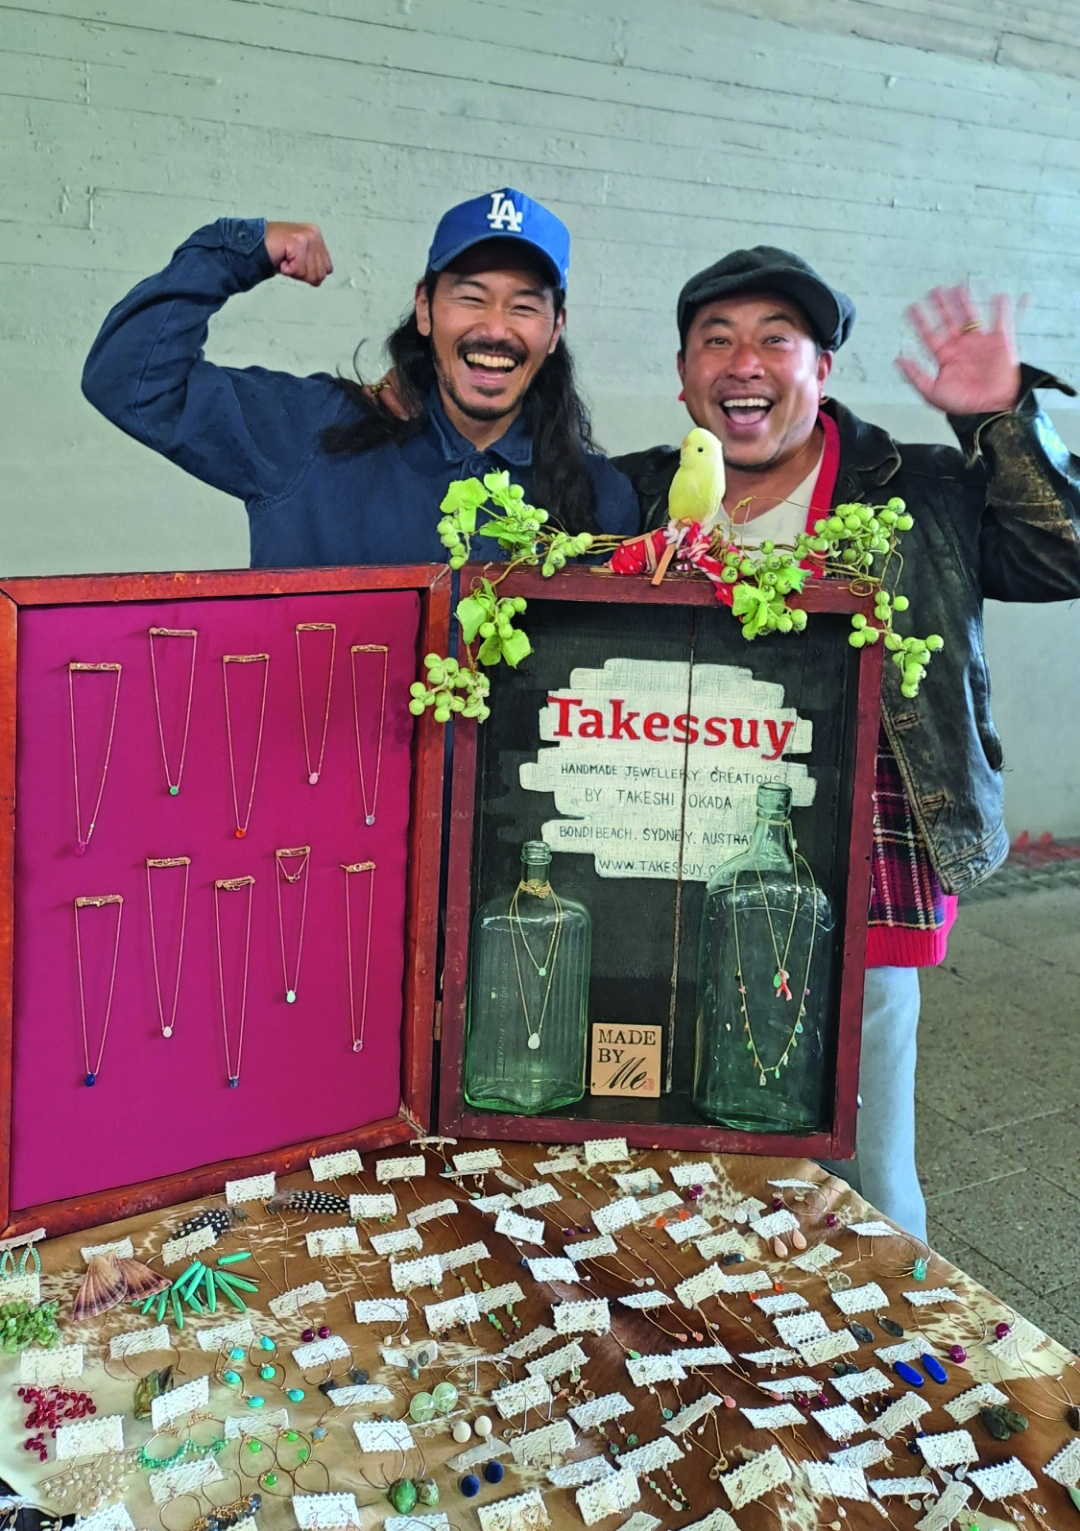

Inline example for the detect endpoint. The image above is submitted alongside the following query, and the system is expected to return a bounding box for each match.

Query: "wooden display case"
[0,566,450,1238]
[438,565,882,1160]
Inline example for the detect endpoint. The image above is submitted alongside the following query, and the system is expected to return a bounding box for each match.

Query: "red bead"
[995,1321,1011,1340]
[825,1213,838,1227]
[317,1324,331,1339]
[948,1345,967,1363]
[301,1328,315,1343]
[235,827,246,838]
[772,1196,784,1211]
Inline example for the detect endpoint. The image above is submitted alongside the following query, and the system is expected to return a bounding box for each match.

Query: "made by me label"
[590,1023,661,1097]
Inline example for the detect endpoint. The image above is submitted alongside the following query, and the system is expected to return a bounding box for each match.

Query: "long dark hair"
[320,276,600,534]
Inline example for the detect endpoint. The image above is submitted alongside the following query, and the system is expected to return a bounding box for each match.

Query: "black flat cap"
[677,246,855,352]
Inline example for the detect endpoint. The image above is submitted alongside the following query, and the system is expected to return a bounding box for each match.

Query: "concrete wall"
[3,0,1079,833]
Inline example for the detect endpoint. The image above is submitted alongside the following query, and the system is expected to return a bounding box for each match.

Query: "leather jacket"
[613,367,1080,894]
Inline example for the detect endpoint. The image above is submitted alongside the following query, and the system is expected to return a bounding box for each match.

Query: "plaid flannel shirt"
[866,726,957,967]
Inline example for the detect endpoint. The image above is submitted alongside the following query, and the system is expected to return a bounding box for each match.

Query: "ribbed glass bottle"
[692,783,836,1132]
[462,842,591,1115]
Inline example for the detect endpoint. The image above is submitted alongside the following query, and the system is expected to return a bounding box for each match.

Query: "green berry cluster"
[409,655,491,724]
[882,625,944,698]
[436,471,552,569]
[713,495,942,696]
[415,473,605,728]
[1,1299,60,1352]
[542,529,594,575]
[724,538,811,638]
[456,579,532,668]
[800,496,913,569]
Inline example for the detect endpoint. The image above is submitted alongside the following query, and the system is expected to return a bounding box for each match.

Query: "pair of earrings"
[387,1476,440,1515]
[459,1461,504,1498]
[218,1335,304,1406]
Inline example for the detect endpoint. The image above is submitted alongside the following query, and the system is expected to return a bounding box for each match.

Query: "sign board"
[439,568,881,1158]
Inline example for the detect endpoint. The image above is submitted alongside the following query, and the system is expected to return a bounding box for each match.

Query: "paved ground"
[916,881,1080,1353]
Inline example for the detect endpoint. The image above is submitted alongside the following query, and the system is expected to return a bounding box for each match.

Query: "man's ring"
[961,321,980,333]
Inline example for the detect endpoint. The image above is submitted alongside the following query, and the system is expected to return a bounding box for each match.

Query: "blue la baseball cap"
[426,188,570,291]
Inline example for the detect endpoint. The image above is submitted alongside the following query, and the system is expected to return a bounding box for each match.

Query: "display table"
[2,1141,1077,1531]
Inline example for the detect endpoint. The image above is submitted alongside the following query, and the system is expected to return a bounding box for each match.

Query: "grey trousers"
[820,966,927,1241]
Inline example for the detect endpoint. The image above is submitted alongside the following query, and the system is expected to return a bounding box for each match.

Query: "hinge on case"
[433,1000,442,1041]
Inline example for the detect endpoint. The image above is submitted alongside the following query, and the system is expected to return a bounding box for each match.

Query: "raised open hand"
[263,221,333,286]
[897,286,1021,416]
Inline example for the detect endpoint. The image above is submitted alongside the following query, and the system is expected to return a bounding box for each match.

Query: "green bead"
[284,1431,298,1442]
[297,1448,309,1461]
[629,1350,641,1361]
[260,1365,275,1380]
[264,1473,277,1488]
[409,1391,436,1424]
[913,1257,928,1281]
[662,1408,674,1420]
[218,1252,252,1266]
[432,1381,458,1415]
[247,1441,262,1454]
[627,1434,638,1447]
[388,1479,418,1516]
[286,1388,305,1402]
[415,1477,439,1507]
[169,785,180,795]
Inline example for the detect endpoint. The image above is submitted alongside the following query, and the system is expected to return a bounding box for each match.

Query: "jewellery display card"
[0,570,447,1231]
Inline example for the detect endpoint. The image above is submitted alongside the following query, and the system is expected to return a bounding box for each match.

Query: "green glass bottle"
[692,783,836,1131]
[463,841,591,1114]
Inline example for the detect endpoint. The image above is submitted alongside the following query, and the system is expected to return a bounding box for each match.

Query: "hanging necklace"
[350,645,388,826]
[214,875,255,1088]
[148,627,198,797]
[342,861,376,1053]
[275,846,312,1005]
[221,654,270,839]
[295,623,336,785]
[73,894,124,1085]
[68,662,122,855]
[145,857,191,1039]
[508,879,563,1052]
[732,824,819,1087]
[754,855,801,1003]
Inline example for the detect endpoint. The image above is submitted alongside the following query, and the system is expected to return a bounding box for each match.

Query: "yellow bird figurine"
[652,426,726,585]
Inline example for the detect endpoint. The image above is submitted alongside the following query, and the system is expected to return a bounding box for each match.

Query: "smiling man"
[616,246,1080,1237]
[81,189,637,566]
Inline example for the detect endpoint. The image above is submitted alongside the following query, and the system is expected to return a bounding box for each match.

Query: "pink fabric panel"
[12,589,420,1210]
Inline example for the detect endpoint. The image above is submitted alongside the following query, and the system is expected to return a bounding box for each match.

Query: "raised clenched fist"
[263,222,333,286]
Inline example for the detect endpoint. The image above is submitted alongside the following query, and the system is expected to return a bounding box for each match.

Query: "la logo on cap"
[486,191,523,233]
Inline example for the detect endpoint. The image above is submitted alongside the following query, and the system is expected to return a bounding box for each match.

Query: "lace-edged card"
[719,1444,792,1510]
[477,1488,550,1531]
[914,1479,973,1531]
[966,1458,1037,1502]
[576,1466,639,1526]
[914,1430,977,1470]
[802,1461,870,1501]
[568,1392,634,1430]
[292,1494,362,1530]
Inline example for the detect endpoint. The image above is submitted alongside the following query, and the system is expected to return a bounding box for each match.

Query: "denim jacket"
[613,371,1080,893]
[80,218,639,566]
